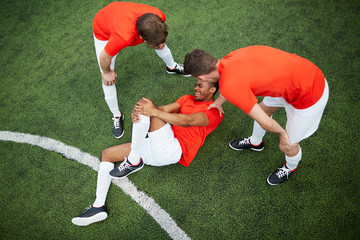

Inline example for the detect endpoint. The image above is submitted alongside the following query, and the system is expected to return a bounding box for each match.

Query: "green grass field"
[1,0,359,239]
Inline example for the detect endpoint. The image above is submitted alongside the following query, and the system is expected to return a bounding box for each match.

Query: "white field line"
[0,131,191,240]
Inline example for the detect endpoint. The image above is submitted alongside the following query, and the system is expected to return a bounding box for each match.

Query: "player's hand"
[207,103,224,117]
[101,70,117,86]
[131,109,140,123]
[279,132,297,150]
[134,97,156,116]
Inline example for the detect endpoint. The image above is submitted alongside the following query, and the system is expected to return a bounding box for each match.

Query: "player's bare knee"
[100,149,110,162]
[259,102,279,117]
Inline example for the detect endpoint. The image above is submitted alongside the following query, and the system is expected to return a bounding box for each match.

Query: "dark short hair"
[184,49,218,77]
[136,13,168,47]
[207,81,219,95]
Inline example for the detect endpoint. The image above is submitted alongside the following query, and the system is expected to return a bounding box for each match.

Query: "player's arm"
[248,103,285,135]
[132,102,181,123]
[99,49,112,73]
[99,49,117,86]
[135,98,209,127]
[154,111,209,127]
[157,102,181,113]
[248,103,296,149]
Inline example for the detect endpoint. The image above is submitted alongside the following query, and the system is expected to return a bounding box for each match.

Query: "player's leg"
[155,44,191,77]
[251,102,280,144]
[109,113,181,177]
[127,114,150,165]
[229,100,280,151]
[102,83,124,139]
[94,35,124,138]
[141,121,182,167]
[267,129,302,186]
[109,111,174,177]
[267,80,329,185]
[148,115,168,132]
[71,143,131,226]
[109,113,154,178]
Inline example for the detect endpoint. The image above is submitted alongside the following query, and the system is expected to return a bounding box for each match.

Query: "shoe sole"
[228,142,264,151]
[71,212,108,226]
[166,71,191,77]
[110,164,144,179]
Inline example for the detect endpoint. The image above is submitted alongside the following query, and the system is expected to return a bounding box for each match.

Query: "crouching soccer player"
[72,79,222,226]
[93,2,191,139]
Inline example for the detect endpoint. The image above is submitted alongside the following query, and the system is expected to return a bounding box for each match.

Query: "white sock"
[127,114,150,165]
[250,120,267,145]
[93,162,114,207]
[155,44,176,69]
[286,146,302,170]
[102,83,121,117]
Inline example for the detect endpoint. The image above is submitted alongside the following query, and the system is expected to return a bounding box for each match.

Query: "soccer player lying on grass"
[184,46,329,186]
[72,79,223,226]
[93,2,190,139]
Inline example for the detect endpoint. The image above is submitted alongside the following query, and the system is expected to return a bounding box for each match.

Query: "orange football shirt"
[172,95,223,167]
[93,2,166,56]
[218,46,325,114]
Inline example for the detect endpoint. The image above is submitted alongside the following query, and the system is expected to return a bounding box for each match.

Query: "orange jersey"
[172,95,223,167]
[93,2,166,56]
[218,46,325,114]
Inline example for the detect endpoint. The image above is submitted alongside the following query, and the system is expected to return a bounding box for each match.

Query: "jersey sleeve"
[175,95,189,106]
[221,85,258,114]
[104,35,129,56]
[159,11,166,22]
[204,108,223,128]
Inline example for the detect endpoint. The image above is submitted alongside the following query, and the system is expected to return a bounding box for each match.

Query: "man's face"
[194,79,214,101]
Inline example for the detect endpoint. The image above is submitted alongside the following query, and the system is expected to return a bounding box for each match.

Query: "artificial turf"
[0,0,359,239]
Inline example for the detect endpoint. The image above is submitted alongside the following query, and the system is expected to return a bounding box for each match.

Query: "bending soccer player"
[72,79,223,226]
[184,46,329,185]
[93,2,191,139]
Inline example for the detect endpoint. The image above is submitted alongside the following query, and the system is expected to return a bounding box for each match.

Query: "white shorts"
[140,123,183,166]
[263,79,329,143]
[93,35,117,72]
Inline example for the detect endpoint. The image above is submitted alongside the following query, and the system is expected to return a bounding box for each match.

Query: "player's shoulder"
[205,105,223,120]
[179,94,194,101]
[176,94,193,104]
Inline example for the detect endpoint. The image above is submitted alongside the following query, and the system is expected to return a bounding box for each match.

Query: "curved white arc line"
[0,131,191,240]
